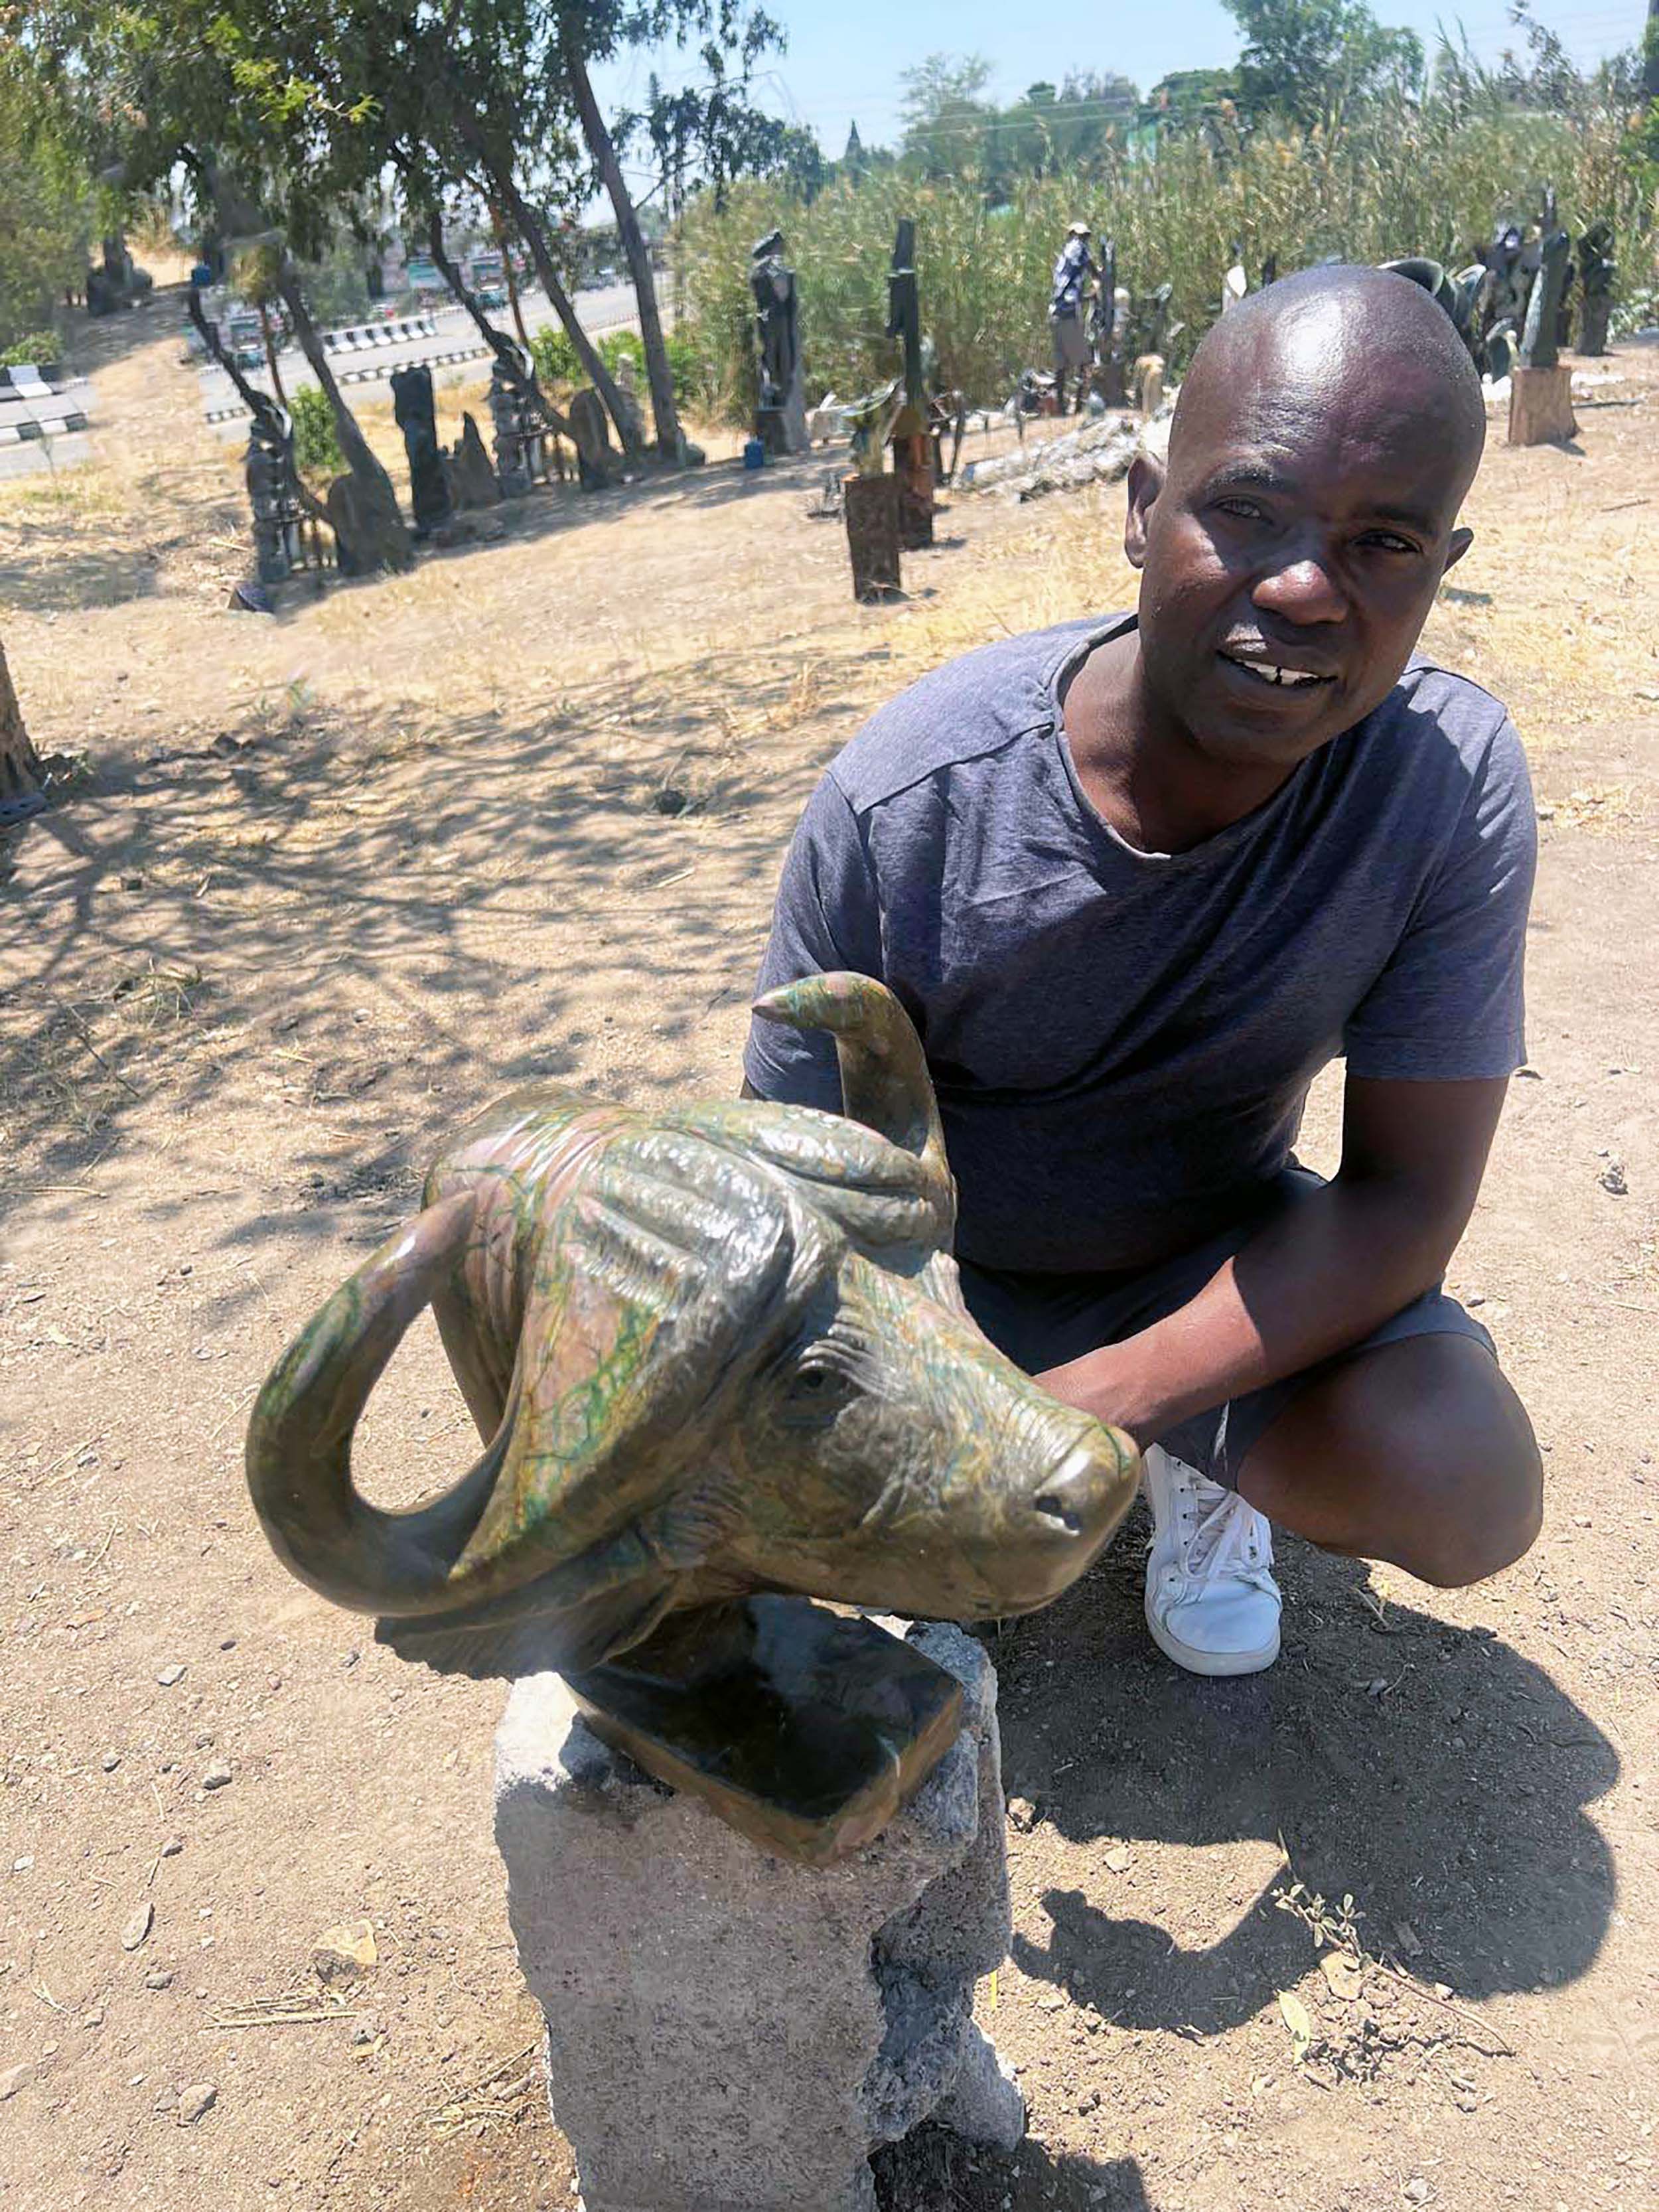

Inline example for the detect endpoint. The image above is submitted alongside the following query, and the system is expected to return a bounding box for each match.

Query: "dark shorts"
[958,1169,1496,1489]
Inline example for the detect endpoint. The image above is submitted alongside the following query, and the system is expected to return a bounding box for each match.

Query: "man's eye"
[1361,532,1420,555]
[1214,498,1267,522]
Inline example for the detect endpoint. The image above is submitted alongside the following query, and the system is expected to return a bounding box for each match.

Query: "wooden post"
[1508,366,1577,447]
[843,475,902,601]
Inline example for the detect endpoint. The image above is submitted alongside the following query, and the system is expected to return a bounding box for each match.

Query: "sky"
[593,0,1646,188]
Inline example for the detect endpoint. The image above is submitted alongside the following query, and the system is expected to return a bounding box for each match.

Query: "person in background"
[1050,220,1100,414]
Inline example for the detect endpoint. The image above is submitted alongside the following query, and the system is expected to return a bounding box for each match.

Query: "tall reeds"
[676,86,1656,418]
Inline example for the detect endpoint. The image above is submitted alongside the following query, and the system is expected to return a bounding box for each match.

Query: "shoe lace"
[1179,1484,1275,1589]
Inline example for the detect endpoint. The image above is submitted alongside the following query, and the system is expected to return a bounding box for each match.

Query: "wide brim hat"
[1068,220,1092,236]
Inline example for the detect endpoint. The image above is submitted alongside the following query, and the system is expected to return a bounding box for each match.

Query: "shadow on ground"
[992,1522,1614,2037]
[0,624,879,1243]
[876,2118,1152,2211]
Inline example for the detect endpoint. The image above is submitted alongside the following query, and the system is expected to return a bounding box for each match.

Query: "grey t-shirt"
[745,613,1536,1274]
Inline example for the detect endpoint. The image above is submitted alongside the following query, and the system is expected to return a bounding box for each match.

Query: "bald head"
[1171,263,1486,492]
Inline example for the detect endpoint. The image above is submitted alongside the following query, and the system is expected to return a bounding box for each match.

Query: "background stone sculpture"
[1520,217,1572,372]
[246,974,1137,1858]
[1577,222,1615,356]
[751,228,808,455]
[390,363,453,538]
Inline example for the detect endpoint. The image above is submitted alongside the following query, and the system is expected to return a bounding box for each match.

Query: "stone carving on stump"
[390,363,453,539]
[243,398,305,586]
[751,228,808,455]
[1511,212,1577,447]
[885,220,935,550]
[245,973,1137,1861]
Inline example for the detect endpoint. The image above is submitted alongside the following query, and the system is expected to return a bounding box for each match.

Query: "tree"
[0,47,96,347]
[898,52,996,179]
[563,2,788,457]
[33,0,413,571]
[1143,66,1243,131]
[0,634,45,822]
[1224,0,1424,129]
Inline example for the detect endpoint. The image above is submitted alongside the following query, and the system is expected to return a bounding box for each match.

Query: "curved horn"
[752,972,954,1240]
[246,1194,514,1616]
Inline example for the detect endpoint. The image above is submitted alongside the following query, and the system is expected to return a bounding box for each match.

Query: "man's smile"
[1217,644,1337,692]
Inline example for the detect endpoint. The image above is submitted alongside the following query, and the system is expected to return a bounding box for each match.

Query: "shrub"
[1,331,59,367]
[287,384,344,479]
[529,324,581,391]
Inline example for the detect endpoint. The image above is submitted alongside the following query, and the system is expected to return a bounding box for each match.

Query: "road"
[195,281,644,439]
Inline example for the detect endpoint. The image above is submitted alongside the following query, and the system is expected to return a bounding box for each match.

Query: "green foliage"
[530,324,582,391]
[1,332,61,367]
[0,54,94,354]
[1224,0,1424,129]
[288,384,344,478]
[678,76,1655,418]
[532,321,701,405]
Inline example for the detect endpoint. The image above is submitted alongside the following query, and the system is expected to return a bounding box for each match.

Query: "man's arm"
[1036,1072,1509,1445]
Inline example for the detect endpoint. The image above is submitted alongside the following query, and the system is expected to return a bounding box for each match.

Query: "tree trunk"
[479,161,640,459]
[275,273,414,572]
[562,38,682,458]
[490,201,533,352]
[426,208,570,438]
[0,633,46,822]
[258,303,289,408]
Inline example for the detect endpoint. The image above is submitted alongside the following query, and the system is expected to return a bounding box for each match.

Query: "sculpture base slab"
[567,1596,965,1865]
[495,1621,1023,2212]
[1508,364,1577,446]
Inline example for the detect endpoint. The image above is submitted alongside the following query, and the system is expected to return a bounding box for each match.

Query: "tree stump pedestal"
[843,473,902,602]
[1508,365,1577,447]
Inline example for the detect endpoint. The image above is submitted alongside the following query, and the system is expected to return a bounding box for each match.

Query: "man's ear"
[1124,453,1163,571]
[1443,526,1474,573]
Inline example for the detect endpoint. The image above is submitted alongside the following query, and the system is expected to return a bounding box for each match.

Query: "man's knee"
[1242,1332,1542,1586]
[1352,1335,1542,1587]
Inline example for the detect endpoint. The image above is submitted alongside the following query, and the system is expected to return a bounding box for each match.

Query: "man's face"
[1125,336,1477,772]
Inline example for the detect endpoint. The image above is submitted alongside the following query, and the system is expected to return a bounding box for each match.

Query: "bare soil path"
[1,305,1655,2212]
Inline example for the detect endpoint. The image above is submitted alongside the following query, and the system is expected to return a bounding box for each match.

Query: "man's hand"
[1036,1072,1510,1444]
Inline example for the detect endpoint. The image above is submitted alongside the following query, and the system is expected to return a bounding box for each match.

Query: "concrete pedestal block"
[494,1621,1022,2212]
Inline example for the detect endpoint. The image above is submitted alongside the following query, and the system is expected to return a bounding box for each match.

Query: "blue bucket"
[743,437,766,471]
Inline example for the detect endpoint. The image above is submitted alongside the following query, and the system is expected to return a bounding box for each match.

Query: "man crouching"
[744,265,1542,1675]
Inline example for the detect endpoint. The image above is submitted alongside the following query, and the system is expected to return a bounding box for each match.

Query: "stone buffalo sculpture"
[246,974,1138,1856]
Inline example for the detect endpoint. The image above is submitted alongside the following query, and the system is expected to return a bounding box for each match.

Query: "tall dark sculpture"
[750,228,807,454]
[884,220,936,549]
[390,364,453,539]
[246,974,1137,1860]
[886,220,925,414]
[243,396,309,586]
[1519,215,1572,371]
[1088,238,1124,405]
[1577,222,1616,356]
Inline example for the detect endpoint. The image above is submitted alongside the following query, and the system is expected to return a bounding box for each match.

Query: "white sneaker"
[1141,1444,1281,1676]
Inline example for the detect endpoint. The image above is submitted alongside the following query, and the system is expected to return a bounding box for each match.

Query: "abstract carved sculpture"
[247,975,1137,1858]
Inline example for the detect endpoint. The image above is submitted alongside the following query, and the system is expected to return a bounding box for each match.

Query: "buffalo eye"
[780,1359,855,1424]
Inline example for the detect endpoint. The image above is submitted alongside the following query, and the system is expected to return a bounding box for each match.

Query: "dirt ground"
[1,291,1655,2212]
